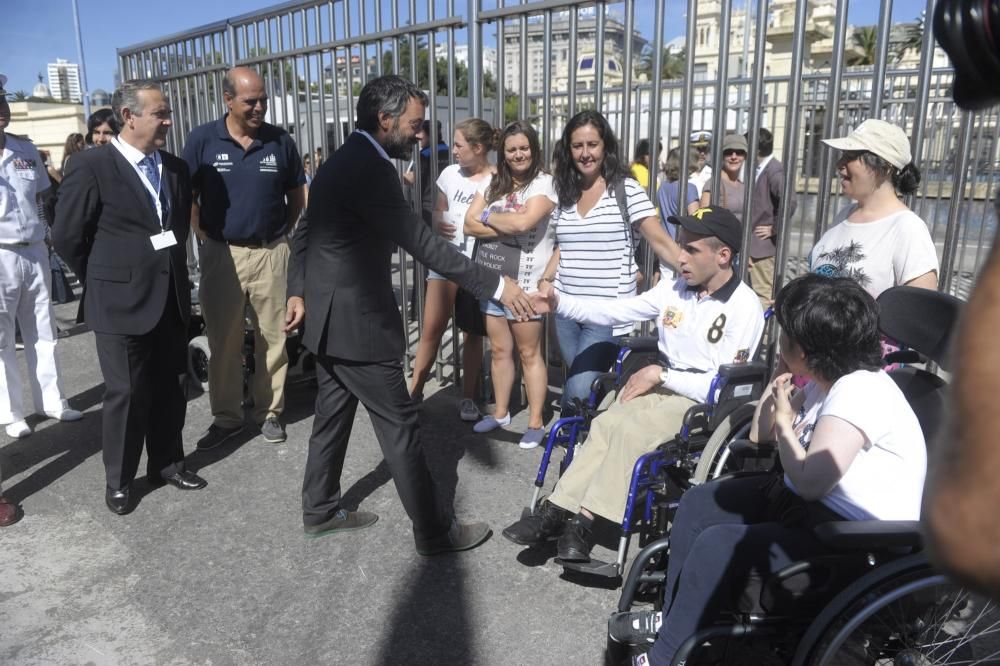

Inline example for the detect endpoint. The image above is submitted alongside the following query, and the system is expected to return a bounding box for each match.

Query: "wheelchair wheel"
[187,335,211,393]
[794,555,1000,665]
[691,402,758,484]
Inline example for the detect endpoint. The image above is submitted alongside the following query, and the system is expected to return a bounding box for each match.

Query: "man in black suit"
[54,80,206,515]
[286,75,533,555]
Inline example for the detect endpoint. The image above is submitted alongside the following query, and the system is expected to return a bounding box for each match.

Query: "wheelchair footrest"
[557,557,622,578]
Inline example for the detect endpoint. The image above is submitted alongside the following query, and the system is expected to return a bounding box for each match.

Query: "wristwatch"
[659,367,669,387]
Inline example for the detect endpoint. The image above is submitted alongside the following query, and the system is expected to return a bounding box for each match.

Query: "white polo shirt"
[555,271,764,403]
[0,134,50,244]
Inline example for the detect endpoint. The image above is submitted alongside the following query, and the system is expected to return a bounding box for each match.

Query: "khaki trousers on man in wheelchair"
[547,388,696,522]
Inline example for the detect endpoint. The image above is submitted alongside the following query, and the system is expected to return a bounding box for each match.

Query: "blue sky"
[5,0,928,96]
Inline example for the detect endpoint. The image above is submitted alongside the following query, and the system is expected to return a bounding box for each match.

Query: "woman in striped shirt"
[542,111,681,413]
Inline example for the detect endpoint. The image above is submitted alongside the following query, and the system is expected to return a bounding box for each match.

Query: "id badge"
[150,229,178,250]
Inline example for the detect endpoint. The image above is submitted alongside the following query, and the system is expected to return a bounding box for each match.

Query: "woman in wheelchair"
[624,273,927,665]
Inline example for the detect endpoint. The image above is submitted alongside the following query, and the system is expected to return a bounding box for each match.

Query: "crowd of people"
[0,65,949,661]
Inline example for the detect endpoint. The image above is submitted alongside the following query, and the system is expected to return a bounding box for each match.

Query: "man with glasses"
[0,73,82,447]
[183,66,306,450]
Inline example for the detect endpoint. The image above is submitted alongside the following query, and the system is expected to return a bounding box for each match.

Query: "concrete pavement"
[0,300,622,666]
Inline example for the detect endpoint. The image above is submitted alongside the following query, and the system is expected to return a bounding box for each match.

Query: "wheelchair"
[521,314,773,581]
[608,286,991,665]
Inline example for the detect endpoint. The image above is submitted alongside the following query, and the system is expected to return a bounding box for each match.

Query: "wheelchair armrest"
[717,360,768,381]
[622,336,658,353]
[589,371,620,396]
[884,350,922,365]
[727,439,776,459]
[813,520,923,551]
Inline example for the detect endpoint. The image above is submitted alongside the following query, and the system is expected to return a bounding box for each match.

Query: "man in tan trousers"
[503,208,764,562]
[183,67,306,447]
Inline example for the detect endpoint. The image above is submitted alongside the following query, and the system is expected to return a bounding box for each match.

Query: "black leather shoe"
[105,486,133,515]
[502,501,570,546]
[557,515,593,562]
[148,470,207,490]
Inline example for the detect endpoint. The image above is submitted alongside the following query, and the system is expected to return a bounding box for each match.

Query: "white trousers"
[0,243,68,423]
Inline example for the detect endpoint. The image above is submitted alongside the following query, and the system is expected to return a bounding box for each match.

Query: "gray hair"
[355,75,427,133]
[111,79,163,125]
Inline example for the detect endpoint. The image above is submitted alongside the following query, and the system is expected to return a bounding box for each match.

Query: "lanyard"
[113,138,166,229]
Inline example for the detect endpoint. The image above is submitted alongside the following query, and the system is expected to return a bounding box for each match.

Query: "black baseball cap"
[667,207,742,253]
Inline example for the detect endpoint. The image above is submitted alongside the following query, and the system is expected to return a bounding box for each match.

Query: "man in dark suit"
[54,80,206,515]
[286,75,533,555]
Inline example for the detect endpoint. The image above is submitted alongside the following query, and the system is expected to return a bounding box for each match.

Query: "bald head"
[223,66,268,135]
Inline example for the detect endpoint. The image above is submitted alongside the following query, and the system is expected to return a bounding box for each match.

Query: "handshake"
[498,276,558,320]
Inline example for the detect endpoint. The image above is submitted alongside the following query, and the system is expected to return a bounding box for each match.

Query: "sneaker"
[458,398,480,422]
[519,427,545,450]
[502,501,569,546]
[608,610,663,646]
[44,408,83,422]
[195,424,244,451]
[304,509,379,538]
[5,421,30,438]
[260,417,286,443]
[416,519,492,556]
[473,413,511,433]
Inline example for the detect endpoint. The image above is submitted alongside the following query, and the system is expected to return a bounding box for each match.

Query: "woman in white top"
[465,121,558,449]
[540,110,680,414]
[811,118,938,296]
[409,119,496,422]
[634,273,927,662]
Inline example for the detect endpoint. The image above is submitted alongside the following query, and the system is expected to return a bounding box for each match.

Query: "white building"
[500,8,647,95]
[47,58,82,103]
[434,43,497,79]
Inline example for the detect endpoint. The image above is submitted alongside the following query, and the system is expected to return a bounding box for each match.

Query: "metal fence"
[119,0,998,382]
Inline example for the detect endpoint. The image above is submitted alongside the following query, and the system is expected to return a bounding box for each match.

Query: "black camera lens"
[935,0,1000,110]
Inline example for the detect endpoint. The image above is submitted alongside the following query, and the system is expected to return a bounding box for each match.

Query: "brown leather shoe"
[0,496,23,526]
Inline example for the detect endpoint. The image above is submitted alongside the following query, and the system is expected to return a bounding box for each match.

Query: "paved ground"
[0,299,626,666]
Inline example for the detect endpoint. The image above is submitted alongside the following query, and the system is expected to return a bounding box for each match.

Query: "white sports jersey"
[556,272,764,403]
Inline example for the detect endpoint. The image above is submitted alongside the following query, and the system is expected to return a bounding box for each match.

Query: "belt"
[226,237,284,249]
[0,241,35,249]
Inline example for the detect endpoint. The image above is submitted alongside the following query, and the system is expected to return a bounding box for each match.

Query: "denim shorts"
[427,269,446,281]
[480,298,542,321]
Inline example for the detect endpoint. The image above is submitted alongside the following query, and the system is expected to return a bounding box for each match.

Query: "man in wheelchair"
[616,274,928,664]
[502,207,764,562]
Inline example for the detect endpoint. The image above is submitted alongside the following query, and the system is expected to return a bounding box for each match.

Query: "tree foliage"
[895,16,923,62]
[847,26,878,66]
[637,45,686,80]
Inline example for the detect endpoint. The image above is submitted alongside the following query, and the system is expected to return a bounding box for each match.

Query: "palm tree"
[847,26,878,66]
[11,91,28,101]
[895,16,923,62]
[637,45,687,80]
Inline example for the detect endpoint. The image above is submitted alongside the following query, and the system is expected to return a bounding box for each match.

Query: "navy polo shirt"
[183,116,306,243]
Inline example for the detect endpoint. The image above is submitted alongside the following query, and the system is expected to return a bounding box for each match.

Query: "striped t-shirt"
[553,177,656,336]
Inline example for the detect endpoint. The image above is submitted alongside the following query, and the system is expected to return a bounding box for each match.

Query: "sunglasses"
[839,150,870,163]
[723,149,746,157]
